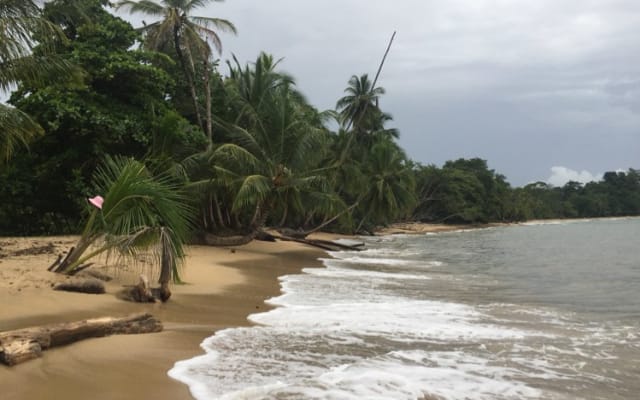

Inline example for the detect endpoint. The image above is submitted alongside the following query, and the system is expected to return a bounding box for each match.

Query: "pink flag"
[88,195,104,209]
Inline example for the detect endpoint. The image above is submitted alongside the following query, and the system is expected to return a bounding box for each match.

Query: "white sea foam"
[305,266,432,281]
[321,256,413,266]
[169,220,640,400]
[248,300,534,341]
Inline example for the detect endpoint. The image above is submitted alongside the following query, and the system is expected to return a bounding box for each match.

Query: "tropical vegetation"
[1,0,639,289]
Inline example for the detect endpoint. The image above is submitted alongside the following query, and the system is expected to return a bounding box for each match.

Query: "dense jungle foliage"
[1,0,639,237]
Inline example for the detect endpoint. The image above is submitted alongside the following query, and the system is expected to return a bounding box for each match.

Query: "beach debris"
[254,230,277,242]
[120,275,171,303]
[53,278,106,294]
[0,313,163,366]
[201,231,255,246]
[331,238,365,248]
[10,242,56,257]
[273,234,364,252]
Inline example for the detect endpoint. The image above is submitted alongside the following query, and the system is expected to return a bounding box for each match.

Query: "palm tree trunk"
[213,193,225,228]
[173,27,203,132]
[250,204,261,227]
[158,238,172,302]
[206,194,216,230]
[279,203,288,227]
[304,201,360,235]
[356,208,372,234]
[203,59,213,148]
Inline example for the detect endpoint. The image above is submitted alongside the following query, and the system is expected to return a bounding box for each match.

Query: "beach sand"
[1,223,459,400]
[1,236,323,400]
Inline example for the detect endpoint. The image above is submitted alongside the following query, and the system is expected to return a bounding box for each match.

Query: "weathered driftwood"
[201,229,363,252]
[132,275,156,303]
[53,278,106,294]
[0,313,162,366]
[120,275,172,303]
[202,232,255,247]
[274,235,364,252]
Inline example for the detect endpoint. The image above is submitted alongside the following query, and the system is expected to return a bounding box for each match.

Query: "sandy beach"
[0,224,461,400]
[1,236,325,400]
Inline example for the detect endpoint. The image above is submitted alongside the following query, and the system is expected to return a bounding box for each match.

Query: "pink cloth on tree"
[88,195,104,209]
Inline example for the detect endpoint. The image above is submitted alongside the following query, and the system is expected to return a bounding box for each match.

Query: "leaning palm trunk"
[203,59,213,148]
[303,201,360,236]
[49,157,192,301]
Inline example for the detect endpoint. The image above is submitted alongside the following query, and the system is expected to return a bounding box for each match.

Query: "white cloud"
[546,166,603,187]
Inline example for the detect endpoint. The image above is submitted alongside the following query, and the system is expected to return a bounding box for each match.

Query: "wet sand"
[1,238,323,400]
[1,223,462,399]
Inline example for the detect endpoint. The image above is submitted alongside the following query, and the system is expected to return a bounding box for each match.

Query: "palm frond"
[213,143,262,172]
[190,16,237,34]
[232,174,271,213]
[86,157,193,281]
[0,104,43,163]
[116,0,166,16]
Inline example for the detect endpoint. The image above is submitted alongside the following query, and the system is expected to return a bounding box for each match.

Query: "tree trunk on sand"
[202,231,255,246]
[158,246,172,302]
[0,313,162,366]
[201,205,270,247]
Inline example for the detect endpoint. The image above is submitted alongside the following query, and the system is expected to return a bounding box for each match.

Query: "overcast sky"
[120,1,637,186]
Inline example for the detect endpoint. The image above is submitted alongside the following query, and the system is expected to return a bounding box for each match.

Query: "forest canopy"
[1,0,638,237]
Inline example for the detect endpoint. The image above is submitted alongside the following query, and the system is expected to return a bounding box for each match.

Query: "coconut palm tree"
[116,0,236,146]
[336,73,385,134]
[197,53,343,235]
[50,156,193,300]
[355,139,416,231]
[0,0,67,163]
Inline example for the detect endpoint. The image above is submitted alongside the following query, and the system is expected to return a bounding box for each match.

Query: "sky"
[115,1,636,186]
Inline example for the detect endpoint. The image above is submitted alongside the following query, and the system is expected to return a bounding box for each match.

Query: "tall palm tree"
[356,139,416,231]
[336,73,385,134]
[199,53,343,234]
[0,0,67,164]
[50,156,193,300]
[117,0,236,146]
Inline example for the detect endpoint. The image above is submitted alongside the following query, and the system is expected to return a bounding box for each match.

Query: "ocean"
[169,218,640,399]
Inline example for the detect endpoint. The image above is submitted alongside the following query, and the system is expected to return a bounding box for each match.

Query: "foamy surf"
[169,219,640,399]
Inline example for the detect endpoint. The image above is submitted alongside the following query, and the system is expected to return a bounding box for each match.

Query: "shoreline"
[1,223,465,400]
[1,239,324,400]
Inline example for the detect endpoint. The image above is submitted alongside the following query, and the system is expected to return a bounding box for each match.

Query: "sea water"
[169,218,640,399]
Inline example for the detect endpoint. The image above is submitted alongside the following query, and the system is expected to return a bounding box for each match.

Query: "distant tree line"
[1,0,639,239]
[412,160,640,224]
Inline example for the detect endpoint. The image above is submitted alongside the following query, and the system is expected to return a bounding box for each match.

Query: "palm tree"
[0,106,42,163]
[197,53,343,236]
[50,156,193,301]
[117,0,236,146]
[336,74,385,134]
[0,0,67,164]
[355,139,416,231]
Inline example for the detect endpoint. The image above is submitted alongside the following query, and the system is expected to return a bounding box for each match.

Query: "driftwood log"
[53,278,106,294]
[202,232,255,247]
[201,230,363,252]
[273,235,364,252]
[0,313,162,366]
